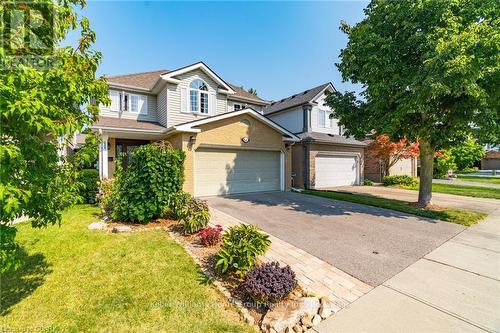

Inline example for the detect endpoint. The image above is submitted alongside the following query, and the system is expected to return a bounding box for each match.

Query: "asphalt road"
[206,191,464,286]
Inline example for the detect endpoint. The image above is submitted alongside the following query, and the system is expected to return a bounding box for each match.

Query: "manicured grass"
[399,183,500,199]
[303,189,486,226]
[456,175,500,185]
[0,205,254,333]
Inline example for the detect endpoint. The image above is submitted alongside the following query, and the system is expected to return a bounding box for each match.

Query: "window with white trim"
[189,79,209,114]
[318,109,333,128]
[130,95,139,113]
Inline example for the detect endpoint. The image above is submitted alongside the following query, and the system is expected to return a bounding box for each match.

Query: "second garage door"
[195,148,281,197]
[315,155,359,188]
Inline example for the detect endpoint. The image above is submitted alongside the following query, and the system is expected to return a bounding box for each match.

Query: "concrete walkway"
[433,178,500,189]
[312,209,500,333]
[336,185,499,214]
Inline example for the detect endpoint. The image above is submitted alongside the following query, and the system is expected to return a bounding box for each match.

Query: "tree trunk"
[418,139,433,206]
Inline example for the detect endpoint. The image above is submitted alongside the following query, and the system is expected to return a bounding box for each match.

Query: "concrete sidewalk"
[336,185,499,214]
[433,178,500,189]
[311,209,500,333]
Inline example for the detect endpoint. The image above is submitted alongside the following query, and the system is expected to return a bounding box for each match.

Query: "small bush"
[198,225,223,246]
[382,175,418,187]
[166,192,210,234]
[76,169,99,204]
[459,167,479,174]
[97,179,116,216]
[243,262,297,304]
[215,224,270,278]
[363,179,374,186]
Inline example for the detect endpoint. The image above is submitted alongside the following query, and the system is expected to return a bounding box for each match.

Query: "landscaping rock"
[88,221,107,230]
[312,314,321,326]
[292,324,303,333]
[301,314,312,327]
[261,297,320,333]
[112,226,132,233]
[318,303,332,319]
[301,325,308,332]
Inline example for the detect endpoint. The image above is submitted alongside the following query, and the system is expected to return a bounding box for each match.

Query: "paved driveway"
[206,191,464,286]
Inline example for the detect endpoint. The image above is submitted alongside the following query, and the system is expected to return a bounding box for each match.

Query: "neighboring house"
[90,62,299,196]
[264,83,366,189]
[364,141,418,182]
[481,150,500,171]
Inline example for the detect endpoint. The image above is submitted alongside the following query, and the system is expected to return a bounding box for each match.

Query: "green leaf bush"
[382,175,418,187]
[363,179,374,186]
[168,192,210,234]
[215,224,270,278]
[111,143,185,223]
[76,169,99,204]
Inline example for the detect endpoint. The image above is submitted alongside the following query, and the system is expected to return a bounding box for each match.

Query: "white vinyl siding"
[195,148,281,197]
[165,69,227,127]
[311,93,340,134]
[99,89,157,122]
[267,106,303,134]
[315,155,359,188]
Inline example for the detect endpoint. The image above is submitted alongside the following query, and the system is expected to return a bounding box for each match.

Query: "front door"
[115,139,150,169]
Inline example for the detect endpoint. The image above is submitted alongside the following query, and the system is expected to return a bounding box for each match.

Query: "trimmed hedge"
[111,143,185,223]
[77,169,99,204]
[382,175,418,187]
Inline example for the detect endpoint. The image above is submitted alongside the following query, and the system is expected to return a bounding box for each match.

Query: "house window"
[318,109,333,128]
[189,79,209,114]
[130,95,139,113]
[233,104,242,111]
[119,92,129,111]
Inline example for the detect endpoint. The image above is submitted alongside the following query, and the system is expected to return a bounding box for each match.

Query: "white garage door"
[315,155,359,188]
[195,148,281,197]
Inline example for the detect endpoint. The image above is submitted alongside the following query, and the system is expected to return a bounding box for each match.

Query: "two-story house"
[264,83,366,189]
[91,62,300,196]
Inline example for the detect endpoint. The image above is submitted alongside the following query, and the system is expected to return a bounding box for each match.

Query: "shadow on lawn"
[0,247,52,315]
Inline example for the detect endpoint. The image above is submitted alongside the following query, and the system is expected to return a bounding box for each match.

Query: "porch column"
[99,135,109,179]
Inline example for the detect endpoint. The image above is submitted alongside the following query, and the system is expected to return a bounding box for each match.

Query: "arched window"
[189,79,209,114]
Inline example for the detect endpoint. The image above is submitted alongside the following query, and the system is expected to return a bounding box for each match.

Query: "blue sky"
[73,1,368,101]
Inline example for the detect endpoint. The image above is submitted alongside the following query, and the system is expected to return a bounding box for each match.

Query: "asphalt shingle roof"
[297,132,367,146]
[104,69,266,104]
[92,117,166,132]
[263,83,331,115]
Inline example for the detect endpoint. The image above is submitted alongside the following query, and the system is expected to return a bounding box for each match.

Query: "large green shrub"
[111,143,185,223]
[167,192,210,233]
[434,151,457,178]
[215,224,270,278]
[382,175,418,187]
[76,169,99,204]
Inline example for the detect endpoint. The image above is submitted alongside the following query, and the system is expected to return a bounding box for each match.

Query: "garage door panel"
[315,155,358,188]
[195,148,280,196]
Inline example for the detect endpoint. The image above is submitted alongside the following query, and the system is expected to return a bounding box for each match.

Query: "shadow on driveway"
[206,191,464,286]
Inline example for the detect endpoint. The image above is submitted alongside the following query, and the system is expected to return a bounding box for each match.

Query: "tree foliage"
[325,0,499,205]
[450,139,485,170]
[368,134,419,176]
[0,0,109,271]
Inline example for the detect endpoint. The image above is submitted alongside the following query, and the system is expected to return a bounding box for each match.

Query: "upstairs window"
[118,92,147,114]
[189,79,209,114]
[318,109,333,128]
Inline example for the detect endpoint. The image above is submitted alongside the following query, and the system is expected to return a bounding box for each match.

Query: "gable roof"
[104,63,267,104]
[263,83,333,115]
[484,150,500,159]
[171,108,300,142]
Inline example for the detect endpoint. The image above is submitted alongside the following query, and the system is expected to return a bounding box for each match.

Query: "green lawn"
[399,183,500,199]
[0,205,254,333]
[456,175,500,185]
[303,190,486,226]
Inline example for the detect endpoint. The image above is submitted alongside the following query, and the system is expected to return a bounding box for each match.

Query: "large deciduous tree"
[0,0,109,271]
[325,0,499,206]
[368,134,419,177]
